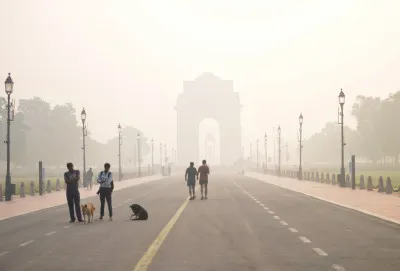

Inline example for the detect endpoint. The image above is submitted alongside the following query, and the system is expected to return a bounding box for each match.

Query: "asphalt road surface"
[0,174,399,271]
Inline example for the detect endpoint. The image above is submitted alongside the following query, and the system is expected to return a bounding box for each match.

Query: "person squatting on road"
[97,163,114,221]
[185,162,198,200]
[198,160,210,200]
[64,163,83,223]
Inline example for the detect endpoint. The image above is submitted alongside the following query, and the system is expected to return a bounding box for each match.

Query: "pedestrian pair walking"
[64,162,114,223]
[185,160,210,200]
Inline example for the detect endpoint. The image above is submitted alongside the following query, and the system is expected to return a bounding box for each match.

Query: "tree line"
[0,97,150,173]
[303,90,400,165]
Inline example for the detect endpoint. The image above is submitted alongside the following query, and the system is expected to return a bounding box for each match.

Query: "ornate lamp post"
[256,138,259,170]
[118,123,122,181]
[264,133,267,172]
[4,73,15,201]
[298,113,303,180]
[151,139,154,174]
[338,89,346,187]
[277,125,281,176]
[137,133,141,177]
[81,108,87,187]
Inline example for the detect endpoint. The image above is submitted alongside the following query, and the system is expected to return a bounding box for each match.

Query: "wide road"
[0,174,399,271]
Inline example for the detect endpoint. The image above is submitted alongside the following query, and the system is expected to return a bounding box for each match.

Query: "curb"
[245,173,400,226]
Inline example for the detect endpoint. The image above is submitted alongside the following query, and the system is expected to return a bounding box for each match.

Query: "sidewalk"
[0,174,165,221]
[245,172,400,225]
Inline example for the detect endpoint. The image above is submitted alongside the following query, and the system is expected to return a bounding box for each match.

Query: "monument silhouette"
[175,73,242,165]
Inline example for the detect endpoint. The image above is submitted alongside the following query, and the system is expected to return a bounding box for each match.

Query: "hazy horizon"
[1,0,400,160]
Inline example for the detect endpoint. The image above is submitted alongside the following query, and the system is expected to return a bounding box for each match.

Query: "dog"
[81,203,96,224]
[129,204,148,220]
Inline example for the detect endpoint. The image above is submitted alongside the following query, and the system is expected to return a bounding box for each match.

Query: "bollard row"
[265,169,400,194]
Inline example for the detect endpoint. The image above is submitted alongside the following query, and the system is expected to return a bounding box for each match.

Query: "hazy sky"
[1,0,400,158]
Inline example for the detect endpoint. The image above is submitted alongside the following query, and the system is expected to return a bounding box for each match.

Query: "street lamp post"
[277,125,281,176]
[151,139,154,174]
[164,144,167,164]
[4,73,15,201]
[81,108,87,188]
[250,141,252,162]
[118,123,122,181]
[160,143,162,166]
[298,113,303,180]
[264,133,267,172]
[137,133,141,177]
[256,138,259,170]
[338,89,346,187]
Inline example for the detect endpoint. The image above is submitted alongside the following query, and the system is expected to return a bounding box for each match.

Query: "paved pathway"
[0,174,398,270]
[0,174,164,221]
[246,172,400,225]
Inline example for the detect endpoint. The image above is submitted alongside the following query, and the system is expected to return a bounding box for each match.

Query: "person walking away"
[185,162,198,200]
[64,163,83,223]
[198,160,210,200]
[86,168,93,191]
[97,163,113,221]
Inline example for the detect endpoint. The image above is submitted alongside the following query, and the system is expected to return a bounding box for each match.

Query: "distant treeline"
[0,97,150,172]
[303,91,400,165]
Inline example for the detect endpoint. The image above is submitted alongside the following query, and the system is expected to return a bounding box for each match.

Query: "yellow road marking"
[133,188,198,270]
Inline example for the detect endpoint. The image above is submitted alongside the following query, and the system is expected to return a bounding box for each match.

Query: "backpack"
[102,171,114,191]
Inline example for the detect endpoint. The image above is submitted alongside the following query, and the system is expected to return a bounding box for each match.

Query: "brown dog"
[81,203,96,224]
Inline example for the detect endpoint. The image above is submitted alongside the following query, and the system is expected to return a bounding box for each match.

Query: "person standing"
[86,168,93,191]
[198,160,210,200]
[97,163,113,221]
[64,163,83,223]
[185,162,198,200]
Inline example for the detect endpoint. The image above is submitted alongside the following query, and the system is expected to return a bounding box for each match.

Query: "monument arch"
[175,73,242,165]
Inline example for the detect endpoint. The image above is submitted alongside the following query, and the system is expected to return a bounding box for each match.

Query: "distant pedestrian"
[198,160,210,200]
[64,163,83,223]
[86,168,93,191]
[97,163,114,221]
[185,162,198,200]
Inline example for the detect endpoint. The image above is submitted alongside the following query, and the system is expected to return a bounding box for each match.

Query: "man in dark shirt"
[185,162,198,200]
[64,162,83,223]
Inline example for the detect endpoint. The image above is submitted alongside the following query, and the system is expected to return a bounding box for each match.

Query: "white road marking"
[268,211,274,214]
[280,221,288,226]
[299,236,311,243]
[64,225,71,229]
[20,240,35,247]
[332,264,346,271]
[0,251,9,257]
[44,231,56,236]
[313,247,328,256]
[260,203,264,207]
[273,216,280,220]
[263,206,269,210]
[289,228,298,233]
[127,198,132,201]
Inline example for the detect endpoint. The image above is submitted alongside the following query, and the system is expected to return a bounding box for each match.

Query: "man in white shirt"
[97,163,114,221]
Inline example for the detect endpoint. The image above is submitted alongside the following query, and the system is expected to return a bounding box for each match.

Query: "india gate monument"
[175,73,242,165]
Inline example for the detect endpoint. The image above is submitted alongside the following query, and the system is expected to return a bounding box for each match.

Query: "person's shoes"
[97,217,103,221]
[109,217,113,221]
[205,196,208,200]
[193,195,196,199]
[78,219,84,223]
[189,196,193,200]
[69,220,75,223]
[201,196,204,200]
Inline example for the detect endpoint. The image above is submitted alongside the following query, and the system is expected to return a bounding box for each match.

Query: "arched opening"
[198,118,221,165]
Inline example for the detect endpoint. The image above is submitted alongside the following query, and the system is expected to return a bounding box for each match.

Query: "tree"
[351,95,382,162]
